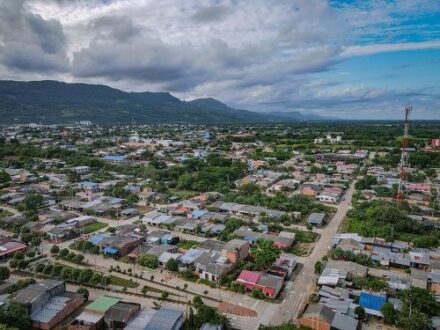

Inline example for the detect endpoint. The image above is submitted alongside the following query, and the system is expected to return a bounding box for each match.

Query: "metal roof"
[86,296,120,313]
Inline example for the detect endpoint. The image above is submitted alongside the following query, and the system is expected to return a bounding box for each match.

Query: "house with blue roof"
[359,291,386,317]
[192,209,209,219]
[80,181,100,193]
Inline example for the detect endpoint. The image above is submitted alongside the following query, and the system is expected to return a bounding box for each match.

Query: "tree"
[400,287,439,317]
[253,239,281,270]
[400,308,431,330]
[138,254,158,269]
[160,292,169,300]
[0,267,10,281]
[78,269,94,283]
[50,245,60,255]
[77,287,89,301]
[73,254,84,264]
[381,302,397,324]
[0,302,31,329]
[165,258,179,272]
[354,306,365,321]
[0,171,10,185]
[314,261,323,274]
[59,248,69,259]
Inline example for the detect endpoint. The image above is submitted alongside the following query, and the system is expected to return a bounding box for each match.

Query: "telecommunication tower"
[397,105,412,200]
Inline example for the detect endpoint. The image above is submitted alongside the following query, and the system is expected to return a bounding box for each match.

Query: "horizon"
[0,1,439,120]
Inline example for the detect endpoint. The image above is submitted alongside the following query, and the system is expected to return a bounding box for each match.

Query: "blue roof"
[88,233,109,245]
[192,210,209,219]
[359,292,386,311]
[103,246,118,255]
[244,235,257,243]
[103,155,126,161]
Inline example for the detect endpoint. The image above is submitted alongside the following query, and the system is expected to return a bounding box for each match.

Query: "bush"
[165,258,179,272]
[138,254,158,269]
[251,289,265,299]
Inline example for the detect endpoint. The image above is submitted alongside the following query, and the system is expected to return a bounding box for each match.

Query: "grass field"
[177,240,200,250]
[81,221,108,234]
[109,275,138,288]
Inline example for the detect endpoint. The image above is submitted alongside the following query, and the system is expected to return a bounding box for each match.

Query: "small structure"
[359,291,386,317]
[307,213,327,227]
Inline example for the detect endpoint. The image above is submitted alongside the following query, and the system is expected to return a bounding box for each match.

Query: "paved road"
[264,181,356,326]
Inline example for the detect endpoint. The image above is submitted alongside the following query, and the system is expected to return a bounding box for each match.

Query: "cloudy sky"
[0,0,439,119]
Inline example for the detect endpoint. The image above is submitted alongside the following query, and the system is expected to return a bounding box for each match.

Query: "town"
[0,120,438,330]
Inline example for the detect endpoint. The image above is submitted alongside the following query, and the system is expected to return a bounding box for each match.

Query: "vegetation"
[347,199,438,246]
[176,240,200,250]
[80,221,108,234]
[184,296,231,329]
[138,254,158,269]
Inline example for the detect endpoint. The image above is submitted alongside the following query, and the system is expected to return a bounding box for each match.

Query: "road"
[263,181,355,326]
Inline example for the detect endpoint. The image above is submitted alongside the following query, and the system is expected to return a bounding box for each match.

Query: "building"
[221,239,249,264]
[299,304,358,330]
[69,295,121,330]
[104,302,140,329]
[0,238,27,259]
[12,279,84,330]
[359,291,386,317]
[125,308,184,330]
[307,213,327,227]
[236,270,284,298]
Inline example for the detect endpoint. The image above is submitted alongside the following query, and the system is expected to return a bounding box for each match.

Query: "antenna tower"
[397,105,412,200]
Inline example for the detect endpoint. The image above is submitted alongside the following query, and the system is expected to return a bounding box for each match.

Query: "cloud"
[0,0,438,119]
[0,0,69,73]
[342,40,440,57]
[192,5,230,23]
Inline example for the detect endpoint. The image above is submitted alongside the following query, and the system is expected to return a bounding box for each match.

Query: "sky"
[0,0,439,119]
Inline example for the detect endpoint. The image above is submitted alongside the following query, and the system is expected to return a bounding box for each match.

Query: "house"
[100,235,143,256]
[0,238,27,259]
[236,270,284,298]
[70,295,120,330]
[318,267,348,287]
[13,279,84,330]
[195,252,234,282]
[73,166,90,174]
[104,302,140,329]
[65,215,95,227]
[46,225,77,242]
[316,191,341,204]
[359,291,386,317]
[307,213,327,227]
[270,253,297,278]
[299,304,358,330]
[79,181,100,193]
[221,239,249,264]
[124,308,184,330]
[102,155,127,162]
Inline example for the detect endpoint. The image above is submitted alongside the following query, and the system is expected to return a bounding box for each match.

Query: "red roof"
[237,270,260,284]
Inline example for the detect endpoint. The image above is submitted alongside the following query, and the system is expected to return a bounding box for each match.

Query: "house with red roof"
[236,270,284,298]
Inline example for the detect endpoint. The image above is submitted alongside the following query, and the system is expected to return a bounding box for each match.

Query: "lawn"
[109,275,138,288]
[81,221,108,234]
[177,240,200,250]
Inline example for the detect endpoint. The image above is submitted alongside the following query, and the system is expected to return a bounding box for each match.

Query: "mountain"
[0,80,328,124]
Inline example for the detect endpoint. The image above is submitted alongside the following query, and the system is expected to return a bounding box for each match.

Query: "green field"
[81,221,108,234]
[109,275,138,288]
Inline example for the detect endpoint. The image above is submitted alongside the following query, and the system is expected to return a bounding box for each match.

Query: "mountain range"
[0,80,331,124]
